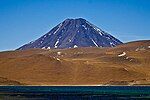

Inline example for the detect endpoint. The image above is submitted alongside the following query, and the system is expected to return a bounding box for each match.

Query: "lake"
[0,86,150,100]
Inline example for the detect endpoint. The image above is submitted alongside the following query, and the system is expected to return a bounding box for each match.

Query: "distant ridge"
[18,18,123,50]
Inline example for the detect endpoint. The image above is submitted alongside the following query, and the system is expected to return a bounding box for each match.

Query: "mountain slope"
[0,40,150,85]
[18,18,122,50]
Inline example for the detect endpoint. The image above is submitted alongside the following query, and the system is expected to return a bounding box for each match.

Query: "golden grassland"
[0,40,149,86]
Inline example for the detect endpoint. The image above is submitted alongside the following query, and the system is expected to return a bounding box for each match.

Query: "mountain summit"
[18,18,123,50]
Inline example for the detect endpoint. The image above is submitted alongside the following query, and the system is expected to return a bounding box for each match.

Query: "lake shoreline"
[0,84,150,86]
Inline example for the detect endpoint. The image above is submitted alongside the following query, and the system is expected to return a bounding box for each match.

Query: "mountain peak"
[74,18,87,22]
[17,18,123,50]
[63,18,87,25]
[64,18,86,21]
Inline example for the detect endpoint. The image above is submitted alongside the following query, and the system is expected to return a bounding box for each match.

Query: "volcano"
[18,18,122,50]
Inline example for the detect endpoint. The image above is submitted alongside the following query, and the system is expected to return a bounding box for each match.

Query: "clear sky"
[0,0,150,51]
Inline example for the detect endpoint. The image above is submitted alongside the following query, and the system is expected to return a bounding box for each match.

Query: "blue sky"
[0,0,150,51]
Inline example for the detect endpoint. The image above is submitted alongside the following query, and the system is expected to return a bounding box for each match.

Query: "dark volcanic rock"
[18,18,123,50]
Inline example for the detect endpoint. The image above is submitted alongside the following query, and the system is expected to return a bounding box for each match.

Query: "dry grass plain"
[0,40,149,85]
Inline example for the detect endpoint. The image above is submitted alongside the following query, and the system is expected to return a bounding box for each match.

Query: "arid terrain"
[0,40,150,85]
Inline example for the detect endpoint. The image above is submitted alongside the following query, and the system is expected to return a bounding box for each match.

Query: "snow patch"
[53,23,62,34]
[53,57,60,61]
[94,28,103,35]
[118,52,126,57]
[98,32,103,36]
[135,47,145,51]
[42,47,46,49]
[126,57,129,59]
[90,38,98,47]
[135,48,139,51]
[124,68,128,71]
[130,59,133,61]
[47,47,50,49]
[92,39,98,47]
[110,42,115,47]
[56,58,60,61]
[29,41,34,44]
[94,28,101,32]
[76,25,79,28]
[74,45,78,48]
[76,52,83,54]
[86,21,103,35]
[54,39,59,48]
[106,37,110,40]
[69,39,72,42]
[82,25,87,30]
[57,52,61,55]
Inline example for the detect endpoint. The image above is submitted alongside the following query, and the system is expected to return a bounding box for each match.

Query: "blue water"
[0,86,150,100]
